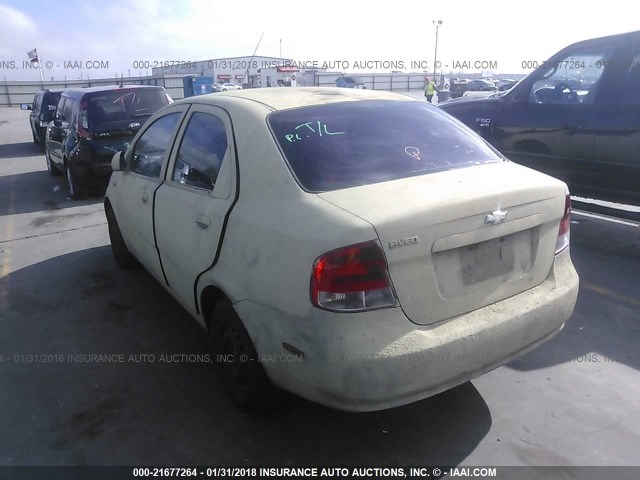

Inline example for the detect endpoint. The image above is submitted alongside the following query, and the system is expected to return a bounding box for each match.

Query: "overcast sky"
[0,0,638,81]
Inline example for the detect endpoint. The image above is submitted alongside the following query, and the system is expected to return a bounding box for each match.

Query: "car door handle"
[141,192,149,204]
[195,214,211,230]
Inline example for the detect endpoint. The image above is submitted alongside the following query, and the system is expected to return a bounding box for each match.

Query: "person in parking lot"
[424,76,439,103]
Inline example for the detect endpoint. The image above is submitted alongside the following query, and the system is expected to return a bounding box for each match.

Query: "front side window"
[131,112,181,178]
[528,47,613,105]
[172,112,228,190]
[269,100,502,192]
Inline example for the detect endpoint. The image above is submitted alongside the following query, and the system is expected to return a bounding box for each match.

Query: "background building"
[151,55,308,88]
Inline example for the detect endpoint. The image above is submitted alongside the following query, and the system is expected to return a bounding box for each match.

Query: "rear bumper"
[235,250,579,412]
[70,150,113,181]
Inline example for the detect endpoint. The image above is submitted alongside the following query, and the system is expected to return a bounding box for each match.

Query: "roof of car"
[60,84,164,99]
[183,87,417,111]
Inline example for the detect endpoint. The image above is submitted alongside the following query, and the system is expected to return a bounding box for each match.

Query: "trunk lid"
[318,162,567,325]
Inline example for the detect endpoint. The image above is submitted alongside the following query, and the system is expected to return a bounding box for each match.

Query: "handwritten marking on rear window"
[284,121,346,142]
[404,146,421,160]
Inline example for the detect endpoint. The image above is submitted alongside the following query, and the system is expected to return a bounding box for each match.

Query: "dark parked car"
[45,85,171,199]
[465,79,497,92]
[439,30,640,206]
[20,89,63,150]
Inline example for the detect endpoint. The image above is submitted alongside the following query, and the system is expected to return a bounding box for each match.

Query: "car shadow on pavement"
[0,141,43,159]
[0,246,492,466]
[507,216,640,373]
[0,170,103,216]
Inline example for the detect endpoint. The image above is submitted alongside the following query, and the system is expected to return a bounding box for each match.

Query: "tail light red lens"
[555,194,571,255]
[310,240,398,312]
[78,100,91,139]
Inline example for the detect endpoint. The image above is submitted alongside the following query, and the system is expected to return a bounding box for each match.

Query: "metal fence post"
[3,76,11,107]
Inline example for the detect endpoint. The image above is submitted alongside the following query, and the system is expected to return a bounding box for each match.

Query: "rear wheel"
[66,162,88,200]
[212,299,283,412]
[106,206,138,270]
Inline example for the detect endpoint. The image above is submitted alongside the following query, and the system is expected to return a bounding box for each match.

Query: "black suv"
[439,30,640,206]
[45,85,171,199]
[21,89,63,150]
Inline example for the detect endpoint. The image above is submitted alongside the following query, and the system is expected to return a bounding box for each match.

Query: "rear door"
[154,105,237,316]
[591,39,640,205]
[493,42,616,194]
[115,106,188,283]
[46,96,67,168]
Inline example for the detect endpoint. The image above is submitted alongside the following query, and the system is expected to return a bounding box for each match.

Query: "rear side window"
[131,112,181,178]
[173,112,228,190]
[86,89,169,131]
[268,100,502,192]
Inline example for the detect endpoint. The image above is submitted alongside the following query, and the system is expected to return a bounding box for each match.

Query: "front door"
[154,105,237,317]
[114,107,188,283]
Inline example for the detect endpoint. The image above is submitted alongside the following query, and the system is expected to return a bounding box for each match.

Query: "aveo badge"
[128,122,141,129]
[389,236,419,249]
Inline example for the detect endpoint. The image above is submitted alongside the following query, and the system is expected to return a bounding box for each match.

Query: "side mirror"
[20,104,32,111]
[111,151,126,172]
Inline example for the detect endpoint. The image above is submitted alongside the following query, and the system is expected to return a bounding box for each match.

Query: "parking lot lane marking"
[0,222,107,245]
[0,174,15,305]
[583,283,640,307]
[572,210,639,227]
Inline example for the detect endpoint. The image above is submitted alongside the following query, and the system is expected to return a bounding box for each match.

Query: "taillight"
[78,100,91,139]
[555,194,571,255]
[310,240,398,312]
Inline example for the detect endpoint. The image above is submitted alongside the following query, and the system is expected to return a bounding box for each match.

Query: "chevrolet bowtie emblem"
[485,209,508,225]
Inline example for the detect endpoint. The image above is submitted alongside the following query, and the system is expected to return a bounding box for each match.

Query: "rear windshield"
[268,100,502,192]
[41,92,61,118]
[85,89,169,131]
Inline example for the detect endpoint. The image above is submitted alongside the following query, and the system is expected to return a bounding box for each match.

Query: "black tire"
[45,148,61,176]
[66,162,88,200]
[212,299,283,412]
[38,131,46,152]
[106,206,138,270]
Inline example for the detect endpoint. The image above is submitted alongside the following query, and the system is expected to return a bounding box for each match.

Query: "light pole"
[433,20,443,84]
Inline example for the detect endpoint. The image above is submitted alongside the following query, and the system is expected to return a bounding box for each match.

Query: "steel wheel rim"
[221,324,249,389]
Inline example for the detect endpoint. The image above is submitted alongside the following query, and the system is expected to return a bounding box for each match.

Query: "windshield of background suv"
[85,89,169,131]
[268,100,503,192]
